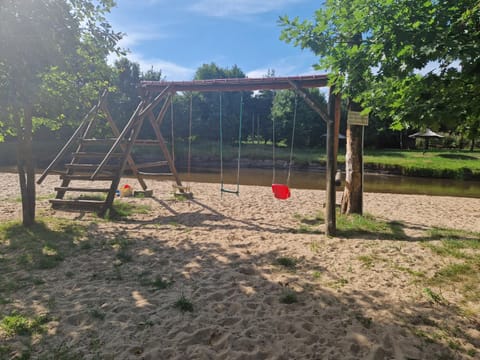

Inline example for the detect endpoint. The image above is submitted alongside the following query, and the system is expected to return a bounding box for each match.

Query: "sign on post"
[347,111,369,126]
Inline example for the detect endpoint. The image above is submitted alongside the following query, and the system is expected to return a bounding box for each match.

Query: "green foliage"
[271,89,327,147]
[279,0,480,133]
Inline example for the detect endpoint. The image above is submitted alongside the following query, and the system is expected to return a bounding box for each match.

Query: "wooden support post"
[334,93,342,160]
[155,93,172,126]
[91,99,145,179]
[325,88,337,236]
[101,103,148,191]
[101,116,145,217]
[146,110,184,190]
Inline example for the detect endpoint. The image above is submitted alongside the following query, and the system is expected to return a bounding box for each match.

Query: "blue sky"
[107,0,323,81]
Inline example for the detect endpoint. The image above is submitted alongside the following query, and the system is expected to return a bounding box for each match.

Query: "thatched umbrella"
[409,128,444,152]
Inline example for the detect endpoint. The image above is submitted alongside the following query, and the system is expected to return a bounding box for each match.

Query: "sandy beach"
[0,172,479,359]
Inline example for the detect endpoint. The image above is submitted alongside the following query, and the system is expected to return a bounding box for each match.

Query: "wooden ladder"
[37,87,185,216]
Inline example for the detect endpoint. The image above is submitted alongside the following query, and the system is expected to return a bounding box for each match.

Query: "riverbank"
[1,173,480,359]
[1,142,479,180]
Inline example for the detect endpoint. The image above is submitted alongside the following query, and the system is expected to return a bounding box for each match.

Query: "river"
[178,168,480,198]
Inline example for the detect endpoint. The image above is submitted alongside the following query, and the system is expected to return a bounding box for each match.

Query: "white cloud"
[118,31,169,49]
[189,0,304,17]
[133,55,195,80]
[246,53,324,79]
[108,53,195,81]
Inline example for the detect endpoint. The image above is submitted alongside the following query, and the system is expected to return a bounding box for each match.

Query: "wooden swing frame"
[140,75,341,235]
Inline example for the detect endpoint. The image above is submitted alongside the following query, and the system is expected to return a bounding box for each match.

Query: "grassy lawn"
[362,150,480,179]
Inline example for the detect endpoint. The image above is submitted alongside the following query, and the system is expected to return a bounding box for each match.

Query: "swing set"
[38,75,341,235]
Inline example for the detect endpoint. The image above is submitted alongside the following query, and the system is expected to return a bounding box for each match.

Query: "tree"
[271,89,327,148]
[0,0,122,226]
[193,63,248,143]
[280,0,480,213]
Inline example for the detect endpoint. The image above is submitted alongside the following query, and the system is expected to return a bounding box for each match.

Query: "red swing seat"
[272,183,291,200]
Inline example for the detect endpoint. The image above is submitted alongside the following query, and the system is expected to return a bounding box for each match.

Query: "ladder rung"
[60,174,115,181]
[65,164,118,170]
[81,138,122,144]
[138,172,173,177]
[133,140,161,146]
[135,161,168,169]
[73,152,123,158]
[50,199,106,209]
[55,187,111,193]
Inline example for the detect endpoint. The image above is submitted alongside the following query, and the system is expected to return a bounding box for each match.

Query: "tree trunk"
[16,105,36,227]
[341,124,363,214]
[471,138,475,152]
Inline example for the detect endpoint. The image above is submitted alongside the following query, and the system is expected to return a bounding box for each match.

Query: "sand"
[0,172,479,359]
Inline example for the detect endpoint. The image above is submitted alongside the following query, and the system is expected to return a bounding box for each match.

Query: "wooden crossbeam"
[140,74,329,93]
[288,80,330,124]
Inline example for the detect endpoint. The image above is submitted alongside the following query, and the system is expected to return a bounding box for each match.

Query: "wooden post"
[334,93,341,160]
[325,88,337,236]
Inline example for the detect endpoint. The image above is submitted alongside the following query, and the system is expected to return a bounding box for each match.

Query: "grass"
[279,289,298,304]
[357,254,384,269]
[423,287,446,305]
[109,201,151,219]
[0,312,50,336]
[138,272,174,290]
[295,210,407,240]
[274,256,297,269]
[362,149,480,180]
[336,213,407,239]
[420,228,480,305]
[72,194,151,220]
[88,307,106,321]
[173,294,194,313]
[0,217,86,271]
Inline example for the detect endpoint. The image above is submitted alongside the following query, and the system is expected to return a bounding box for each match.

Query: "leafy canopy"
[279,0,480,130]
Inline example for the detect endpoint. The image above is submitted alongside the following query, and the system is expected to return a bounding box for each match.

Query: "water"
[179,168,480,198]
[2,166,477,198]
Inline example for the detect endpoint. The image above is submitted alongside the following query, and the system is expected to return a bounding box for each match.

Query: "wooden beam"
[288,80,330,123]
[141,74,329,93]
[155,93,172,126]
[101,103,148,191]
[138,86,171,118]
[91,99,145,180]
[146,110,184,189]
[37,89,108,185]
